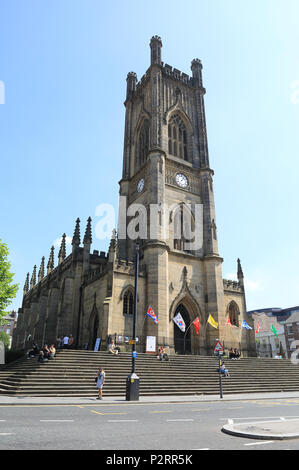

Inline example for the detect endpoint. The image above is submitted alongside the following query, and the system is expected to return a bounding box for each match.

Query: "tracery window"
[138,119,150,168]
[168,114,188,161]
[123,290,134,316]
[173,204,195,252]
[228,301,239,327]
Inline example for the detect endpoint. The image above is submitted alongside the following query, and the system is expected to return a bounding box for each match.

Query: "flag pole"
[140,313,147,341]
[126,243,140,401]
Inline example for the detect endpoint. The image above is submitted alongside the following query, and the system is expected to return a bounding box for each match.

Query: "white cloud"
[225,273,260,292]
[245,279,260,292]
[226,273,237,281]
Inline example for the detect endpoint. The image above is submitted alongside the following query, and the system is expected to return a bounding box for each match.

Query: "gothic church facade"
[12,37,256,356]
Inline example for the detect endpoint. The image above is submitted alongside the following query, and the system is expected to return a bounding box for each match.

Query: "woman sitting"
[220,363,230,377]
[49,344,56,359]
[157,346,169,361]
[42,344,50,360]
[108,340,119,355]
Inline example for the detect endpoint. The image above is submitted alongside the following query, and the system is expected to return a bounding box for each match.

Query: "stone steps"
[1,350,299,397]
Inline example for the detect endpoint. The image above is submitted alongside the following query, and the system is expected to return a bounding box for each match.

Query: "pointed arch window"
[168,114,188,161]
[173,204,195,252]
[123,289,134,316]
[228,301,240,327]
[138,119,150,168]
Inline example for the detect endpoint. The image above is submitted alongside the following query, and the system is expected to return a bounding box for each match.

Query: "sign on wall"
[146,336,156,353]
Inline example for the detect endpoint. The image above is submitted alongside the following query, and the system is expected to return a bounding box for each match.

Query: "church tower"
[13,36,255,357]
[117,36,232,354]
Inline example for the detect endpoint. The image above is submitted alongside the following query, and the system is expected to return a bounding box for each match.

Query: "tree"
[0,331,10,350]
[0,240,18,325]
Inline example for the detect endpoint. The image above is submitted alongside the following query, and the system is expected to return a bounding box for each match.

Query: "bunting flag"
[256,321,261,334]
[207,314,218,329]
[192,317,201,335]
[271,325,278,337]
[146,305,159,324]
[242,320,252,330]
[173,312,186,332]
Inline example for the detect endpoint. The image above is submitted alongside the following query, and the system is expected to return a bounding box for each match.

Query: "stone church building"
[12,36,255,356]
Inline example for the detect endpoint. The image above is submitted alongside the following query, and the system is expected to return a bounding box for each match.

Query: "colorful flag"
[207,314,218,329]
[242,320,252,330]
[192,317,201,335]
[173,312,186,332]
[256,321,261,334]
[226,316,238,328]
[271,325,278,337]
[146,305,159,324]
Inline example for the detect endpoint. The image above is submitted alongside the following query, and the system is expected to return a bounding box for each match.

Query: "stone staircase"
[1,350,299,397]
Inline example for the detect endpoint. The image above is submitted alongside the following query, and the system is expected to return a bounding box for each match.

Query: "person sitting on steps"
[157,345,169,361]
[49,344,56,359]
[234,348,240,360]
[220,362,230,377]
[108,340,119,355]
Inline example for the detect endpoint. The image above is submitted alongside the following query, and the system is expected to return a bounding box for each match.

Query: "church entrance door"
[174,304,191,354]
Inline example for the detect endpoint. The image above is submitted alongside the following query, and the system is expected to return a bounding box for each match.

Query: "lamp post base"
[126,373,140,401]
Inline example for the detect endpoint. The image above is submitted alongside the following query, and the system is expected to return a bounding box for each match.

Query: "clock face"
[175,173,188,188]
[137,178,145,193]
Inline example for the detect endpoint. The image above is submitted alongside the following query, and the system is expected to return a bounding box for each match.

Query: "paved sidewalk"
[1,391,299,405]
[222,418,299,440]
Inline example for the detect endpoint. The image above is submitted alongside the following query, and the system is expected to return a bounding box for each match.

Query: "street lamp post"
[126,243,140,401]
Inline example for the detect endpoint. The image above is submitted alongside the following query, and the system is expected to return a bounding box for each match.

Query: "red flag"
[192,317,201,335]
[256,321,260,334]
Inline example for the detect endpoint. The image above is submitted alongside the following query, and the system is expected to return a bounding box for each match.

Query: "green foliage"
[0,240,19,324]
[0,331,10,349]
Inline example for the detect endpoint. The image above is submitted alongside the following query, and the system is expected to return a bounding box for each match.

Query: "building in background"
[249,307,299,358]
[283,310,299,359]
[0,311,17,347]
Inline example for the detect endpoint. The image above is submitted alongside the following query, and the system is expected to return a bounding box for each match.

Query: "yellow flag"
[207,314,218,329]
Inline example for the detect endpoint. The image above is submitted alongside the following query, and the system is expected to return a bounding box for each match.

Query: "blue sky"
[1,0,299,312]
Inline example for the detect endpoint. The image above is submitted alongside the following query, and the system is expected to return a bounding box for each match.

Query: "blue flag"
[242,320,252,330]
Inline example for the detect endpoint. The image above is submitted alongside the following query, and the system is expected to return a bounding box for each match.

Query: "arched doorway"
[174,304,191,354]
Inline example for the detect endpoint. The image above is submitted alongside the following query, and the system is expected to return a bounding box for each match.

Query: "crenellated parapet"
[115,259,146,277]
[223,279,243,292]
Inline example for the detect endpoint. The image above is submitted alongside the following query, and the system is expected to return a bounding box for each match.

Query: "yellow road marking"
[90,410,128,416]
[225,406,243,410]
[191,408,211,412]
[149,410,172,414]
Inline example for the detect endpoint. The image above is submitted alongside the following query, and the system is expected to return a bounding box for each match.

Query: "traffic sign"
[213,340,224,354]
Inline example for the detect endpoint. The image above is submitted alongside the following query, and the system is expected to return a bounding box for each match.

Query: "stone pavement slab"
[222,418,299,440]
